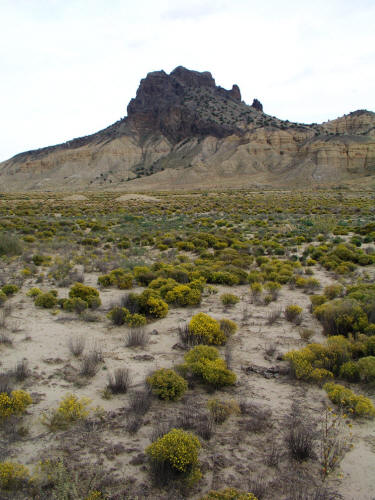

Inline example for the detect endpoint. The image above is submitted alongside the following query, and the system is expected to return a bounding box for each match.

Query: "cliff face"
[0,66,374,192]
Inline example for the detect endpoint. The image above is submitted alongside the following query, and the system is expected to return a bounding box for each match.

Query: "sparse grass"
[299,327,314,341]
[266,308,282,325]
[286,424,316,461]
[14,360,30,382]
[125,327,149,347]
[0,372,13,395]
[107,368,131,394]
[68,336,86,357]
[128,388,152,415]
[80,348,102,377]
[0,330,12,345]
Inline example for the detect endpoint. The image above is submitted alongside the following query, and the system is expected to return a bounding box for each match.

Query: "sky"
[0,0,374,161]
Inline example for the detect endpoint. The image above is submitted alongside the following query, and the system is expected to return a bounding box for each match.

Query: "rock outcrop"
[251,99,263,112]
[0,66,374,192]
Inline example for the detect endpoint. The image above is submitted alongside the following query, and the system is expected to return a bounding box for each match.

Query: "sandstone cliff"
[0,67,374,191]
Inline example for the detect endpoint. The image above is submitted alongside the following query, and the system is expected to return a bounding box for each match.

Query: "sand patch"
[63,194,88,201]
[115,194,160,202]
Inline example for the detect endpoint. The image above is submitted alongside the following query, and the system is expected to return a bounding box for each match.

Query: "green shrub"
[207,271,239,286]
[324,382,375,418]
[207,398,240,424]
[314,299,368,336]
[107,307,129,325]
[219,319,238,337]
[97,274,111,287]
[284,304,303,323]
[200,488,258,500]
[62,297,88,314]
[165,285,202,306]
[0,462,30,490]
[26,287,42,297]
[1,284,19,296]
[107,307,147,327]
[0,291,7,305]
[357,356,375,382]
[147,369,188,401]
[184,345,219,364]
[310,368,333,385]
[69,283,101,309]
[364,324,375,336]
[32,254,44,266]
[220,293,239,306]
[183,345,236,388]
[133,266,157,286]
[310,294,326,311]
[339,361,360,382]
[0,234,22,256]
[324,284,344,300]
[265,281,281,299]
[189,313,226,345]
[98,268,133,289]
[364,335,375,355]
[35,292,58,309]
[146,428,201,485]
[285,335,353,380]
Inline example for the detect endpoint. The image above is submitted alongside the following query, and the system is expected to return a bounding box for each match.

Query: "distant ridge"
[0,66,374,191]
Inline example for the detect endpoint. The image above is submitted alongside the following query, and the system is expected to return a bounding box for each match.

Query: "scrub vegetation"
[0,188,374,498]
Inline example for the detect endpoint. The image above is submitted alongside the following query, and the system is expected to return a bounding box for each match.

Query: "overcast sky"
[0,0,374,161]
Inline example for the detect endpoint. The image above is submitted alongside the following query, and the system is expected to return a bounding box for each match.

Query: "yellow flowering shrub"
[85,491,103,500]
[285,335,353,381]
[146,295,169,318]
[147,369,188,401]
[42,394,91,430]
[284,348,315,380]
[165,284,202,306]
[189,313,226,345]
[200,488,258,500]
[324,383,375,418]
[0,390,32,419]
[146,428,201,484]
[310,368,334,385]
[0,461,30,489]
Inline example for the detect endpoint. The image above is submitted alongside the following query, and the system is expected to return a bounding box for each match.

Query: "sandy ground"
[115,194,160,202]
[1,266,374,499]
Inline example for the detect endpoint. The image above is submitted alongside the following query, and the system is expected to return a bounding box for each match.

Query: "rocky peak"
[251,98,263,112]
[229,84,241,102]
[170,66,216,88]
[126,66,254,143]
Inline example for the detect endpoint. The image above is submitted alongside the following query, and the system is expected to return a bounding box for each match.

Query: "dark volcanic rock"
[126,66,245,143]
[229,84,241,102]
[251,98,263,112]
